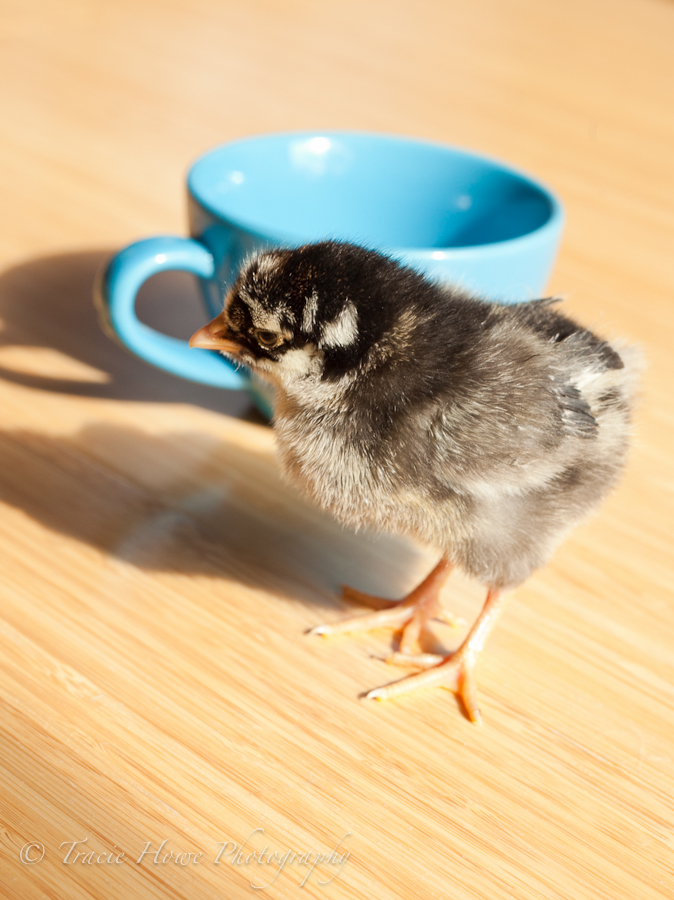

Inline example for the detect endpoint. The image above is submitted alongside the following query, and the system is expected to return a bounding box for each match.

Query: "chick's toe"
[309,558,455,653]
[366,587,505,724]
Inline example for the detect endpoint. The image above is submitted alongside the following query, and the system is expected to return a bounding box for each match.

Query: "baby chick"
[190,241,639,723]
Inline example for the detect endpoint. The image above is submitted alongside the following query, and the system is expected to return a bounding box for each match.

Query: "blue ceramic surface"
[96,131,564,415]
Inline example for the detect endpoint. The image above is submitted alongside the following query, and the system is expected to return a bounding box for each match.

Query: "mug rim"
[186,129,564,256]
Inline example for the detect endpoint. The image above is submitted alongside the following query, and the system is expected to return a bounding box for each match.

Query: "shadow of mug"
[0,250,257,418]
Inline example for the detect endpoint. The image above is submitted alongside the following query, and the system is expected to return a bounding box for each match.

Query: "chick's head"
[189,241,416,388]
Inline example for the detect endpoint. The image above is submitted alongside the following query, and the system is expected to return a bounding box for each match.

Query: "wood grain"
[0,1,673,898]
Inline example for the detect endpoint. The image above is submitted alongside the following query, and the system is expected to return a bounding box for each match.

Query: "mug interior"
[188,132,556,250]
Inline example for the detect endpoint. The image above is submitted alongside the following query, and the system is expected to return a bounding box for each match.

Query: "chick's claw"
[366,652,483,725]
[309,558,455,653]
[387,651,446,668]
[366,586,505,724]
[309,604,415,638]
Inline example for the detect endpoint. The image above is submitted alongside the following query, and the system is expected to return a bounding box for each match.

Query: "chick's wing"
[421,322,603,497]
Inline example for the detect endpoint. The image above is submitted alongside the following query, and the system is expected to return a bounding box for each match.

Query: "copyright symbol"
[20,842,45,864]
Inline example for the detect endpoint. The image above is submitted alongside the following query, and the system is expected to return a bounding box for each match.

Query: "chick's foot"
[309,558,457,654]
[367,587,505,724]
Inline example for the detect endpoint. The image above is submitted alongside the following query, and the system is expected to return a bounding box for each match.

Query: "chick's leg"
[367,587,505,725]
[310,558,457,653]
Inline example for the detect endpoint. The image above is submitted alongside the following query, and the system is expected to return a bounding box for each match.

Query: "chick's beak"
[189,313,242,355]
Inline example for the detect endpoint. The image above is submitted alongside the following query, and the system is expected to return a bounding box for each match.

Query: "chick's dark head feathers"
[219,241,448,384]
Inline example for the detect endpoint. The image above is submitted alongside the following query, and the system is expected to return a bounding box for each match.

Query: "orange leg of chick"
[309,557,458,654]
[367,586,506,725]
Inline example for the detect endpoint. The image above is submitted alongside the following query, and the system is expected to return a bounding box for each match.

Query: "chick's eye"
[253,329,282,348]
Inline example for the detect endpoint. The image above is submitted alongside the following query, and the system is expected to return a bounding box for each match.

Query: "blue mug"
[95,131,564,417]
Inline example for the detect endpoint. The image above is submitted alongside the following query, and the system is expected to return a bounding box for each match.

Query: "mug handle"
[94,235,247,389]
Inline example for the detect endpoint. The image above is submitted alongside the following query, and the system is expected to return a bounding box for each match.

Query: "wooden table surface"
[1,1,673,898]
